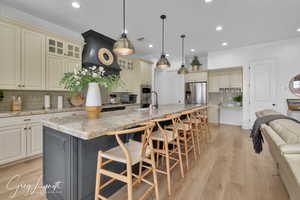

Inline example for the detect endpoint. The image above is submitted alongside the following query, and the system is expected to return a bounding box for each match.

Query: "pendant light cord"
[181,35,185,66]
[123,0,126,34]
[162,18,165,55]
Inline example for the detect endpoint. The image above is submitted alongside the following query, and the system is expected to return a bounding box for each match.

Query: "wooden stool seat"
[165,123,191,131]
[151,129,178,142]
[182,118,201,124]
[100,140,151,165]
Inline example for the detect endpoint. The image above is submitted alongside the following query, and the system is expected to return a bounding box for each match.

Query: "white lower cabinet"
[0,122,43,165]
[26,122,43,157]
[0,125,27,165]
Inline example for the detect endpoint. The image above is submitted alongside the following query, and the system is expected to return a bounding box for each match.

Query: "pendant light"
[156,15,170,68]
[191,56,202,71]
[113,0,135,56]
[177,34,188,74]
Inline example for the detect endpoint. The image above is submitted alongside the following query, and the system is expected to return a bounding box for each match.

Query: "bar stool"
[181,109,202,156]
[94,122,160,200]
[150,115,184,196]
[165,112,197,170]
[194,106,210,143]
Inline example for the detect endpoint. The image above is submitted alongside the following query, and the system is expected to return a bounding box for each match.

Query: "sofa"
[256,110,300,200]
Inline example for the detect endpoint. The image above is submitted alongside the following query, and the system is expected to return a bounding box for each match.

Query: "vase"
[85,82,102,119]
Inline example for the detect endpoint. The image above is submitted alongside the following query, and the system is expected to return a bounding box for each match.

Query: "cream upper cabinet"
[208,73,219,92]
[0,21,21,89]
[47,37,64,56]
[0,125,26,165]
[65,42,81,60]
[185,72,208,83]
[64,59,81,73]
[229,70,243,88]
[22,29,46,90]
[208,68,242,92]
[139,61,152,85]
[46,55,65,90]
[46,56,81,91]
[217,72,230,88]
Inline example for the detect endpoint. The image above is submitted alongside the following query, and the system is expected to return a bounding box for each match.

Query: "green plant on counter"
[60,66,120,95]
[0,90,3,102]
[233,95,242,103]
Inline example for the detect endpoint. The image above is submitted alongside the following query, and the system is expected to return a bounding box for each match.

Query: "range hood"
[81,30,121,76]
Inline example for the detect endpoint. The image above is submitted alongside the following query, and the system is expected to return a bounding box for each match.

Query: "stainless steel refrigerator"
[185,82,207,104]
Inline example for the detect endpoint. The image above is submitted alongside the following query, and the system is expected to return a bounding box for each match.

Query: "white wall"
[0,3,82,41]
[208,37,300,128]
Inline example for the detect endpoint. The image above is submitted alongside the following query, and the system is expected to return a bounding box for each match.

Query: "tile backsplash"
[0,87,112,112]
[0,90,72,111]
[208,90,242,105]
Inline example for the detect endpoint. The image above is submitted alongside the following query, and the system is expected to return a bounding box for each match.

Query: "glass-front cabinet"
[47,37,81,60]
[66,42,81,59]
[47,37,64,56]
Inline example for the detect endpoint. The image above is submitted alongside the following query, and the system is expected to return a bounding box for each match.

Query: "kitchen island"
[42,104,202,200]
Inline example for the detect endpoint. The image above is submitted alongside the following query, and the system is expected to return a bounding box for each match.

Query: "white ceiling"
[2,0,300,60]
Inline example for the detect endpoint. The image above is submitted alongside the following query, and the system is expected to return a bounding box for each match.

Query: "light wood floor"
[0,124,289,200]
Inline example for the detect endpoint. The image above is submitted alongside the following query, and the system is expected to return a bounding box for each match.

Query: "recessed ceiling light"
[166,54,170,57]
[297,28,300,32]
[148,44,153,48]
[190,49,195,52]
[216,26,223,31]
[205,0,213,3]
[72,2,80,8]
[222,42,228,46]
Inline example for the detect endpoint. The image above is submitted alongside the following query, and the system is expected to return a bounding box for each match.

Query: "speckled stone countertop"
[42,104,203,140]
[0,104,138,118]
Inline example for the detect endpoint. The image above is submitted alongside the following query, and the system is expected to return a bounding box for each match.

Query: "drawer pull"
[24,119,31,121]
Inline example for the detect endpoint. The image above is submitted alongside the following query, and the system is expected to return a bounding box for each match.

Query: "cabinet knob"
[24,127,27,130]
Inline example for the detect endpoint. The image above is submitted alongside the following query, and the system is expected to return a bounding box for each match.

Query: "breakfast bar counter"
[42,104,202,200]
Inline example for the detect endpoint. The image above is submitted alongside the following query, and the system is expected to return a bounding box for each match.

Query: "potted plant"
[233,95,242,107]
[60,66,119,119]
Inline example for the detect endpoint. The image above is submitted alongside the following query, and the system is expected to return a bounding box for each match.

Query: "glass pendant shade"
[177,64,189,74]
[177,34,188,74]
[156,54,170,68]
[113,0,134,56]
[191,56,202,71]
[156,15,170,69]
[113,33,135,56]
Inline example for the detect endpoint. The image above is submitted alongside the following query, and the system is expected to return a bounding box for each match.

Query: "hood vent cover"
[81,30,121,76]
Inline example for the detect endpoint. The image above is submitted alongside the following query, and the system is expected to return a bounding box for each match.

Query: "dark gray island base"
[43,126,131,200]
[42,104,203,200]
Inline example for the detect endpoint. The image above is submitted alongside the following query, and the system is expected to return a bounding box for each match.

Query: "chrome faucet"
[151,91,158,109]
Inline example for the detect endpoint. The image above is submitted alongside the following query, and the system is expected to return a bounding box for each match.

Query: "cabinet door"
[0,125,26,165]
[22,29,46,90]
[0,21,21,89]
[217,72,230,89]
[230,70,243,88]
[47,37,64,56]
[64,59,81,73]
[208,73,219,92]
[65,42,81,60]
[46,55,65,90]
[26,123,43,156]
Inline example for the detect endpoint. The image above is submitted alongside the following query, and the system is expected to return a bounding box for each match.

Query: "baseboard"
[0,154,42,168]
